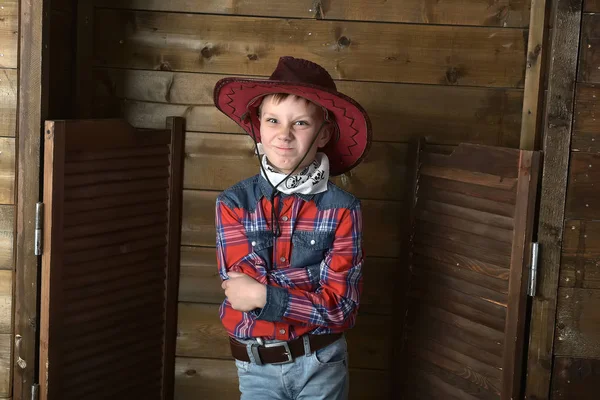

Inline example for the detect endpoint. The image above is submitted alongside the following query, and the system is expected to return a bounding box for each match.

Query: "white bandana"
[260,152,329,195]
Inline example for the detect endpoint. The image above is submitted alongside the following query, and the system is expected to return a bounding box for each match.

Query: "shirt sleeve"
[255,203,364,328]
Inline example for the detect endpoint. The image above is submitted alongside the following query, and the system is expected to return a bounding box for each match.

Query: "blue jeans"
[234,335,349,399]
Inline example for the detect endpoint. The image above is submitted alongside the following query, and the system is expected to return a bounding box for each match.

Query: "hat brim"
[214,77,372,176]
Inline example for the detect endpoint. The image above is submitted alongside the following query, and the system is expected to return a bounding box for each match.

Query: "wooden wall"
[84,1,531,398]
[551,2,600,397]
[0,0,17,399]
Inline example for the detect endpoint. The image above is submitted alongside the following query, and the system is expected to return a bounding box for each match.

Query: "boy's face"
[259,95,331,175]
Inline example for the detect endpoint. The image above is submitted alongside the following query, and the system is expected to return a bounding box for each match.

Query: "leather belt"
[230,333,342,365]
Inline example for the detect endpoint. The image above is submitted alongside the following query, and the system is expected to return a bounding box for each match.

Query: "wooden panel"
[0,1,18,69]
[586,0,600,11]
[566,152,600,219]
[93,68,523,146]
[40,119,185,400]
[94,0,529,27]
[579,14,600,84]
[174,357,390,400]
[176,302,390,370]
[551,357,600,399]
[0,138,14,204]
[182,190,403,258]
[183,132,407,200]
[0,271,11,334]
[561,220,600,288]
[402,143,539,400]
[0,69,16,137]
[526,0,583,397]
[555,288,600,357]
[573,84,600,153]
[179,246,394,315]
[0,206,13,270]
[0,334,11,397]
[93,10,526,88]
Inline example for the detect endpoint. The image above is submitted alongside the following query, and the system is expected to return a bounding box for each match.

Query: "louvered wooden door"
[39,118,185,400]
[400,143,540,400]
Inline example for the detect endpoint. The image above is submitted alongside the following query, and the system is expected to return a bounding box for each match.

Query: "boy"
[213,56,372,399]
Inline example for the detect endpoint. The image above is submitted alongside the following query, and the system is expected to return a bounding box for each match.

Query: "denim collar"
[258,174,316,202]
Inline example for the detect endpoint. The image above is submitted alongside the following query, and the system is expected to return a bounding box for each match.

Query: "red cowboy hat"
[213,56,372,176]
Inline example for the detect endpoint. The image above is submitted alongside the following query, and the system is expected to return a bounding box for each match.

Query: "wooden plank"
[0,1,19,69]
[525,0,583,397]
[586,0,600,11]
[572,83,600,153]
[0,271,11,334]
[175,357,389,400]
[520,0,548,150]
[566,152,600,219]
[179,246,394,315]
[0,206,13,270]
[555,288,600,357]
[502,151,539,400]
[579,14,600,84]
[0,138,14,204]
[183,132,407,200]
[94,68,523,146]
[176,302,391,370]
[551,357,600,399]
[0,334,11,397]
[93,10,527,88]
[182,189,404,258]
[0,69,17,137]
[561,220,600,288]
[14,0,47,398]
[94,0,530,27]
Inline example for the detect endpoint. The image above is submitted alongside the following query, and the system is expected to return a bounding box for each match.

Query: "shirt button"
[279,329,286,334]
[251,241,256,247]
[310,240,316,245]
[281,215,289,222]
[280,257,286,262]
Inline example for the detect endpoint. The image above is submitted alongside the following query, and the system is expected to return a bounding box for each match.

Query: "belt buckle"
[264,341,293,365]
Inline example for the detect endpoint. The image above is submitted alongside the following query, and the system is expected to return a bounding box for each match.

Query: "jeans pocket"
[235,359,251,374]
[313,337,348,367]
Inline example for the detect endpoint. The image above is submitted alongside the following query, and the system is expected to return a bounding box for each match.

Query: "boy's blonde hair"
[258,93,323,119]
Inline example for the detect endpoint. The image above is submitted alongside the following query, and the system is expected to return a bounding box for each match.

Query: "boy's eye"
[266,118,278,123]
[294,121,309,126]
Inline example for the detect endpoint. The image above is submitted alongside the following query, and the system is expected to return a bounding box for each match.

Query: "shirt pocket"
[291,230,334,268]
[247,230,274,270]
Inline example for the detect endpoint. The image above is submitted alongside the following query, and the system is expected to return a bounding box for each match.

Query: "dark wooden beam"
[525,0,584,398]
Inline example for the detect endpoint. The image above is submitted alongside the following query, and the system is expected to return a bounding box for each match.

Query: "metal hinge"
[34,202,43,256]
[528,242,539,297]
[31,383,39,400]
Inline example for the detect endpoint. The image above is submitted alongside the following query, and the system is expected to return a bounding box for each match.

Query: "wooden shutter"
[39,118,185,400]
[399,142,540,400]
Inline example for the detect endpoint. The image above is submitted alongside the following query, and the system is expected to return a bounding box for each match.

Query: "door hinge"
[31,383,39,400]
[528,242,539,297]
[34,202,43,256]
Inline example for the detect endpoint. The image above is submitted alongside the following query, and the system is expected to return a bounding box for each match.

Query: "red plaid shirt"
[216,175,364,341]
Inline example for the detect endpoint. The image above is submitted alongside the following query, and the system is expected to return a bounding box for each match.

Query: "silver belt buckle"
[264,341,293,365]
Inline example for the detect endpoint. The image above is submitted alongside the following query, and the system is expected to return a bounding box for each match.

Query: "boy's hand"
[222,271,267,312]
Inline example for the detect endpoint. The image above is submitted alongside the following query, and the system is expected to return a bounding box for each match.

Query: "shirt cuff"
[306,263,321,286]
[253,285,289,322]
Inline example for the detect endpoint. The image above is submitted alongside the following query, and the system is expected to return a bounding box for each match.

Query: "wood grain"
[551,357,600,399]
[566,152,600,219]
[572,84,600,153]
[0,206,13,271]
[176,302,391,370]
[578,14,600,84]
[0,334,11,397]
[555,288,600,357]
[561,220,600,289]
[174,356,390,399]
[93,68,523,146]
[0,69,16,137]
[93,10,526,87]
[0,1,18,69]
[526,0,583,397]
[0,271,11,334]
[94,0,529,27]
[0,138,14,205]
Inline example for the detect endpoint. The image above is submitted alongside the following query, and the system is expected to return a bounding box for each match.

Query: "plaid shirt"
[216,174,364,341]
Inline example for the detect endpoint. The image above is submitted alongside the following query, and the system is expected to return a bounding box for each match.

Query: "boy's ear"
[317,123,333,148]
